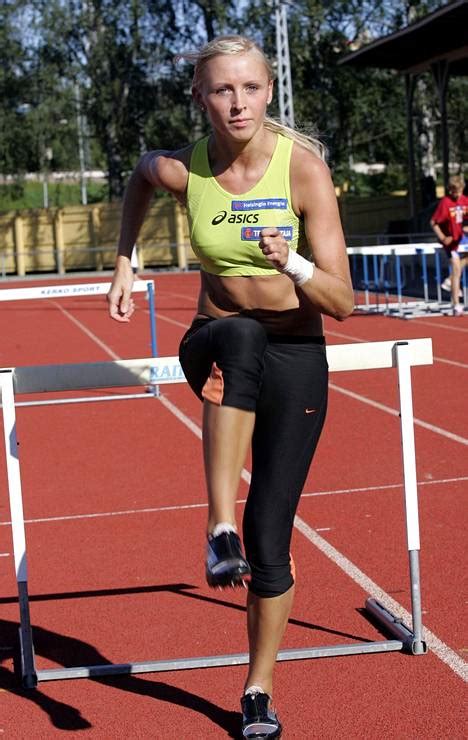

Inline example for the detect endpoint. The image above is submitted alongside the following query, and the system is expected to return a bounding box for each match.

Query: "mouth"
[230,118,251,127]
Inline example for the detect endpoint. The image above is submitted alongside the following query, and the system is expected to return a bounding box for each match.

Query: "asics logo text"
[212,211,259,226]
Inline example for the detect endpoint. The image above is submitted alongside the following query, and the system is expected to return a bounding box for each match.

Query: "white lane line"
[302,475,468,498]
[294,516,468,683]
[1,475,465,528]
[0,502,208,526]
[326,328,468,369]
[433,356,468,369]
[329,382,468,447]
[154,291,198,303]
[158,393,202,439]
[145,311,189,330]
[54,302,467,681]
[52,302,120,360]
[326,328,370,343]
[411,319,468,334]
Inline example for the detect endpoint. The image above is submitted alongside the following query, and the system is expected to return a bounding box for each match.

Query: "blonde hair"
[176,35,326,161]
[448,175,464,190]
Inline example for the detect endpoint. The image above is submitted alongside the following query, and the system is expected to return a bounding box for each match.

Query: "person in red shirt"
[431,175,468,315]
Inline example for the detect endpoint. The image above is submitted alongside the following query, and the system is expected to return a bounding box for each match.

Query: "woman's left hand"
[258,228,289,271]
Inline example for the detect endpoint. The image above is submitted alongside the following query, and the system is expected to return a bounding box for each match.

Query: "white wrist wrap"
[281,250,314,286]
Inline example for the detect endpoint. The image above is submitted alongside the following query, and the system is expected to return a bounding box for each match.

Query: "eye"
[246,84,259,92]
[215,86,230,95]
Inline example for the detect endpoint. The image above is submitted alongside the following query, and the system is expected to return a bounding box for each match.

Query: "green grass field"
[0,181,108,212]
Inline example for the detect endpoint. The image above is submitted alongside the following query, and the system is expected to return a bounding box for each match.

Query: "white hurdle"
[0,279,150,302]
[0,279,160,403]
[0,338,432,688]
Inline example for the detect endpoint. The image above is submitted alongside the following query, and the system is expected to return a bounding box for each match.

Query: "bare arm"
[259,148,354,321]
[430,218,452,247]
[107,150,189,322]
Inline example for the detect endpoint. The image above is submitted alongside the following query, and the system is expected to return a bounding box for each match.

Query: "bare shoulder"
[139,144,194,201]
[290,143,335,210]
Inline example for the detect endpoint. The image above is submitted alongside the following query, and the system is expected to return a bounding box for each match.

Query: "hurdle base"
[30,639,403,684]
[20,594,428,687]
[18,628,38,689]
[365,598,427,655]
[18,581,38,689]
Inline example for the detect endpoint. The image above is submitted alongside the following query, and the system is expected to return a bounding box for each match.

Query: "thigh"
[179,316,268,408]
[178,318,214,400]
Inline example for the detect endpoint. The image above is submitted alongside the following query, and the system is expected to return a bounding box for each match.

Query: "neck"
[208,127,276,171]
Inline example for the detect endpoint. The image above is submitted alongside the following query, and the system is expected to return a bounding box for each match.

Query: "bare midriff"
[196,271,323,336]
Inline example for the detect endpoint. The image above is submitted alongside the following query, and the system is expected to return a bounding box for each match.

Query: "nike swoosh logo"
[305,408,316,414]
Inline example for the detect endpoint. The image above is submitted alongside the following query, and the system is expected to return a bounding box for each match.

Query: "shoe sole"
[206,562,251,589]
[242,723,283,738]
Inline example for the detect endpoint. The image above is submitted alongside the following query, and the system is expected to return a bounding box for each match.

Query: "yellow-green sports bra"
[186,134,302,276]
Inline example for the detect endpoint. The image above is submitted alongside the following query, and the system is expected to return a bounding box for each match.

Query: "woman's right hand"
[107,255,135,322]
[442,235,453,247]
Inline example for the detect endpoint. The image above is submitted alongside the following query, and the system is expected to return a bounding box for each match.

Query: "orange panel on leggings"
[202,361,224,405]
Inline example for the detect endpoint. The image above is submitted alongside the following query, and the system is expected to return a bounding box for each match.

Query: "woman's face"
[195,50,273,142]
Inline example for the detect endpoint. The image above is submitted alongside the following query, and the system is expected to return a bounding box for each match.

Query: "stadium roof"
[338,1,467,209]
[338,0,468,76]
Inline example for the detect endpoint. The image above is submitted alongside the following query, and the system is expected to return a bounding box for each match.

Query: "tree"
[1,0,464,207]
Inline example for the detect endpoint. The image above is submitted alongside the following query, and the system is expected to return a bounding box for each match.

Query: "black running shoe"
[241,692,282,738]
[205,531,251,588]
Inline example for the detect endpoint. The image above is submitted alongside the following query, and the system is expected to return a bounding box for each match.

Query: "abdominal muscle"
[196,271,323,336]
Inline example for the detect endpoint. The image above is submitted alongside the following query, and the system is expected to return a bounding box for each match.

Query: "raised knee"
[248,562,294,598]
[204,318,267,410]
[215,317,268,357]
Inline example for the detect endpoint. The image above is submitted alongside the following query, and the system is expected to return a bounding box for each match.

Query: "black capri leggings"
[179,316,328,598]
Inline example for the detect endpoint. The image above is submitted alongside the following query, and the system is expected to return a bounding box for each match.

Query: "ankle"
[244,679,273,697]
[244,684,267,696]
[208,521,237,538]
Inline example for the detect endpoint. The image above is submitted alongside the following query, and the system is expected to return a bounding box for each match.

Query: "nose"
[232,90,246,111]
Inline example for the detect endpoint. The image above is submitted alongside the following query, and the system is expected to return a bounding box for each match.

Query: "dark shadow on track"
[356,606,409,644]
[0,581,373,644]
[0,616,241,736]
[178,587,374,644]
[100,674,242,738]
[0,618,92,731]
[0,582,198,605]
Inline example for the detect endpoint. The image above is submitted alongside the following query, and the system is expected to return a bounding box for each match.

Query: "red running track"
[0,272,466,739]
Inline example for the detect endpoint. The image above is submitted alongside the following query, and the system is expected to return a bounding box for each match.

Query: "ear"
[267,79,273,105]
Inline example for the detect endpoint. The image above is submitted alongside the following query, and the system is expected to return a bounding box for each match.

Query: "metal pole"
[0,371,38,687]
[432,61,450,192]
[147,282,160,397]
[405,74,417,227]
[275,2,295,128]
[75,84,88,206]
[395,342,426,655]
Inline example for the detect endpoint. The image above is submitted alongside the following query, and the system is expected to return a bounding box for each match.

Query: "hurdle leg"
[0,370,38,687]
[435,250,442,303]
[366,342,427,654]
[395,254,405,317]
[421,252,429,304]
[362,254,370,308]
[146,281,160,397]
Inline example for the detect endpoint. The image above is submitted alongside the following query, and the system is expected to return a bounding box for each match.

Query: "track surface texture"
[0,272,466,739]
